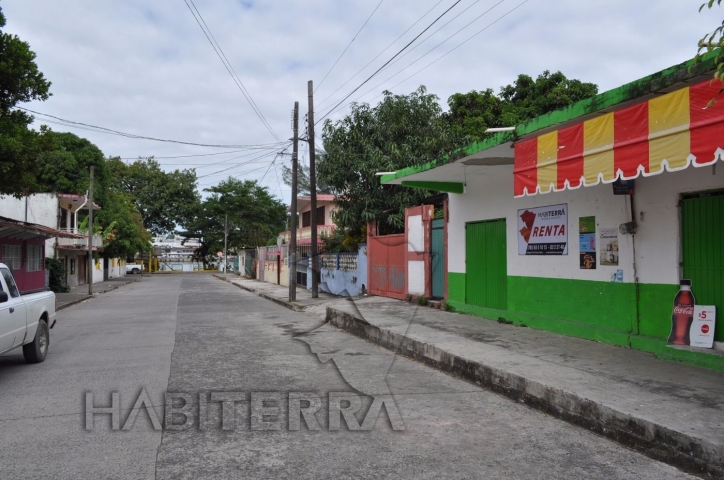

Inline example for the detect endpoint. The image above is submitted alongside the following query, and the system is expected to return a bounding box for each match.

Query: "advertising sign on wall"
[690,306,716,348]
[579,216,596,269]
[600,228,619,266]
[517,204,568,255]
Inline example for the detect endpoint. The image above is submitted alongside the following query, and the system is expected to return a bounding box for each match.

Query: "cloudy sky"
[3,0,717,204]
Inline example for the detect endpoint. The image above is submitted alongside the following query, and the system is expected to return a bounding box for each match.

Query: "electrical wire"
[314,0,386,94]
[315,0,463,125]
[320,0,528,122]
[18,107,287,149]
[183,0,281,143]
[325,0,506,116]
[316,0,443,110]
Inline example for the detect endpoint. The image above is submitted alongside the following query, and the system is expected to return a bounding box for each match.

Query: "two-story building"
[0,193,119,288]
[279,194,338,246]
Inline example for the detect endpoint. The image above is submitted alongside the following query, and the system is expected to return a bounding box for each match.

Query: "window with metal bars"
[27,245,44,272]
[1,245,22,271]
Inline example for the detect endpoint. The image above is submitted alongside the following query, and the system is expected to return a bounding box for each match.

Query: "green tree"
[107,157,200,235]
[0,6,52,196]
[35,128,110,204]
[696,1,724,96]
[181,177,286,265]
[446,70,598,142]
[319,86,455,233]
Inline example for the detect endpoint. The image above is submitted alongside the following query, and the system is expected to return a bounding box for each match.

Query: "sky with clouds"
[2,0,718,204]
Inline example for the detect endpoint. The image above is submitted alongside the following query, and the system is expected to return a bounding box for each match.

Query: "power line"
[196,147,288,179]
[330,0,506,115]
[315,0,463,125]
[119,150,249,160]
[183,0,281,143]
[316,0,444,110]
[19,107,287,149]
[314,0,386,94]
[120,145,284,169]
[321,0,528,122]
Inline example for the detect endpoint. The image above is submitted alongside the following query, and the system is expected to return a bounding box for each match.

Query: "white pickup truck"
[126,263,144,274]
[0,263,56,363]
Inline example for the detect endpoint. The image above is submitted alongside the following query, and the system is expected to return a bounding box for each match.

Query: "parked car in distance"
[126,263,144,274]
[0,263,56,363]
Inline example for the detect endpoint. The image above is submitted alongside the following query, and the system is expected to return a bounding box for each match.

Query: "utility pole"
[308,80,319,298]
[87,165,94,296]
[224,213,228,275]
[289,101,299,301]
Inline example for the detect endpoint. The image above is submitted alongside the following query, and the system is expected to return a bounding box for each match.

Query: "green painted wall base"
[447,272,724,371]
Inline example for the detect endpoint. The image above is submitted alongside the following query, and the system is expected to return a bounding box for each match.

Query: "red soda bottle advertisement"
[667,279,695,345]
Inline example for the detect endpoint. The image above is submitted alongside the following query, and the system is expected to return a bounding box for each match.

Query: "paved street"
[0,275,693,479]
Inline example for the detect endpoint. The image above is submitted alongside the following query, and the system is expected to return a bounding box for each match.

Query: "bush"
[45,257,69,293]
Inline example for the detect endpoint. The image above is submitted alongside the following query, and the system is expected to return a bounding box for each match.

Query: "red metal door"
[368,232,406,300]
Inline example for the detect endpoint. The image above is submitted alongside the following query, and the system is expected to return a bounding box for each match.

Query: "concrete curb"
[214,275,306,312]
[325,306,723,478]
[55,281,135,312]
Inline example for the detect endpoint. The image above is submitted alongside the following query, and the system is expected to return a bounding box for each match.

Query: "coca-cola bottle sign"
[668,280,695,346]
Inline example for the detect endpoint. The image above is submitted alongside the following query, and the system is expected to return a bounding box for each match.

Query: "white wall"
[407,213,426,295]
[0,194,59,227]
[107,258,126,279]
[92,257,104,284]
[447,164,724,285]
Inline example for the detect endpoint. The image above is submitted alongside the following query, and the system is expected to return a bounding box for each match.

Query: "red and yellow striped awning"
[513,78,724,197]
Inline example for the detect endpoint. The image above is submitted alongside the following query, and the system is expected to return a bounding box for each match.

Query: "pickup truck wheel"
[132,268,140,274]
[23,320,49,364]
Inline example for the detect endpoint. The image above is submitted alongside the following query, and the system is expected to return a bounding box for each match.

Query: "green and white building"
[382,56,724,369]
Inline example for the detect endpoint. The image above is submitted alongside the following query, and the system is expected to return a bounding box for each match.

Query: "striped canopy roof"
[513,78,724,197]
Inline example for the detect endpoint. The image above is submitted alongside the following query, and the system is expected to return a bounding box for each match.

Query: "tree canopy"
[319,86,455,233]
[445,70,598,142]
[106,157,200,236]
[180,177,287,265]
[0,5,52,196]
[696,1,724,97]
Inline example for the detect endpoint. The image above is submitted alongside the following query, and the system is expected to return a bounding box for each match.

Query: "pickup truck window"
[0,267,20,298]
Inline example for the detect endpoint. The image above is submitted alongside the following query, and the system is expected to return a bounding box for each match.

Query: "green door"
[431,219,445,298]
[682,190,724,342]
[466,219,507,309]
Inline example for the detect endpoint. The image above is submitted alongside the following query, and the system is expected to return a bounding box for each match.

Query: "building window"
[1,245,22,271]
[302,211,311,228]
[316,206,326,225]
[27,245,44,272]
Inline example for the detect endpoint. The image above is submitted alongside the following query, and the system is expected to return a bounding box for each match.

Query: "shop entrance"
[431,218,445,299]
[465,219,507,310]
[681,189,724,342]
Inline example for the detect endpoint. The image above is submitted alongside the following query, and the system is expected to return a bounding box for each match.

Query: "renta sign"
[517,204,568,255]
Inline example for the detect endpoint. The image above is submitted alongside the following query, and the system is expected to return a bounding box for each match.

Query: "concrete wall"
[0,194,58,227]
[407,214,426,295]
[107,258,126,279]
[92,257,104,284]
[448,163,724,285]
[318,244,368,297]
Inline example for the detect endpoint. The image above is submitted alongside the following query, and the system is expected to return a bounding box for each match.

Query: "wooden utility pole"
[289,101,299,301]
[87,165,94,295]
[224,213,228,275]
[307,81,319,298]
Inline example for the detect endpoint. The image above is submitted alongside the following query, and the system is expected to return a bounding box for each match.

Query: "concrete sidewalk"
[217,275,724,477]
[55,275,144,311]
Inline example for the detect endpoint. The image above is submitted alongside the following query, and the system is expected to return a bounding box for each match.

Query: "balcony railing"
[57,227,103,249]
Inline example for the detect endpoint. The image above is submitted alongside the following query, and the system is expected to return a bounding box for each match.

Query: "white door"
[0,268,27,353]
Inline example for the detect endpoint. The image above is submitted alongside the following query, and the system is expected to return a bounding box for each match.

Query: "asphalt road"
[0,275,692,479]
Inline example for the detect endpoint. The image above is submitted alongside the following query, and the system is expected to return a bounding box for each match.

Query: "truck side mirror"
[0,291,8,303]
